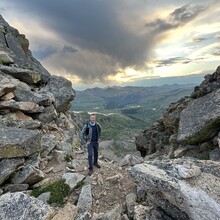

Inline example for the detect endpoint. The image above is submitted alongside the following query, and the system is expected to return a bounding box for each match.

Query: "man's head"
[90,114,96,124]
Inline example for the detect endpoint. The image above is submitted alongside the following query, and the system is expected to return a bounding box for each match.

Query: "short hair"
[90,114,96,117]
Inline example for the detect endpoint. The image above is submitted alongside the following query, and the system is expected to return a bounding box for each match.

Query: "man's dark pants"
[87,141,99,170]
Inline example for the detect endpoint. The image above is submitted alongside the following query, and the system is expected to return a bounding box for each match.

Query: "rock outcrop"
[135,65,220,160]
[130,159,220,220]
[133,65,220,219]
[0,15,82,219]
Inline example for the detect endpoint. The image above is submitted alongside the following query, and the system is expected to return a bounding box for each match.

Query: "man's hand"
[86,141,91,145]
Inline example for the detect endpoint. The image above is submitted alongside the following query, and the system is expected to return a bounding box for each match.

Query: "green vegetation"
[72,85,194,155]
[31,179,70,206]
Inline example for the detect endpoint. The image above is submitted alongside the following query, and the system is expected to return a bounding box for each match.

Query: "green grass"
[31,179,70,206]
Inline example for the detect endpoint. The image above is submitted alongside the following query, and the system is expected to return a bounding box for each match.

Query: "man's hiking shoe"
[93,163,101,168]
[88,169,93,176]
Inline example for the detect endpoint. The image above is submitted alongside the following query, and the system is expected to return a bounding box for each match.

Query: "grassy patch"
[31,179,70,206]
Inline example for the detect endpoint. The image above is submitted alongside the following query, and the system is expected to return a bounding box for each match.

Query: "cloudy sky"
[1,0,220,89]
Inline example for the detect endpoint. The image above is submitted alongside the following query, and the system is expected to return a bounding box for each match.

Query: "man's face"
[90,115,96,123]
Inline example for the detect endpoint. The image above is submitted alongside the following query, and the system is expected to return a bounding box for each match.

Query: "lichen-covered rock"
[0,126,41,159]
[130,159,220,220]
[44,75,75,113]
[0,158,24,185]
[178,89,220,144]
[0,65,41,84]
[0,192,55,220]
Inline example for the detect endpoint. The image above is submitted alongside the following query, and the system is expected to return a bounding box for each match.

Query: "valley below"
[71,84,194,161]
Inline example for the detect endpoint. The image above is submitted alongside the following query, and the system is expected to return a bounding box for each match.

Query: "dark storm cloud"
[33,46,57,60]
[62,46,78,53]
[3,0,211,83]
[145,4,206,32]
[154,57,192,67]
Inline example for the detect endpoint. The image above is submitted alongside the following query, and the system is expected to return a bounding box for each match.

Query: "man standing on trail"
[80,114,102,175]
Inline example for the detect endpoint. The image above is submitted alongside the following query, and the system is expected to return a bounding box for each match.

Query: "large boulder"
[0,158,24,185]
[0,65,41,84]
[0,126,41,159]
[44,76,75,113]
[130,159,220,220]
[13,80,54,106]
[0,192,55,220]
[178,89,220,144]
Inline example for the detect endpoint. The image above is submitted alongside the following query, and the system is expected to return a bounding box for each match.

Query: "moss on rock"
[31,179,70,206]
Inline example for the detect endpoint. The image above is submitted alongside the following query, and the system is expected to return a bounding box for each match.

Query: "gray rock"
[0,189,3,195]
[26,53,51,84]
[14,81,54,106]
[3,119,42,129]
[130,159,220,220]
[131,155,144,166]
[33,105,57,123]
[45,75,75,113]
[62,173,85,190]
[133,204,151,220]
[0,126,41,159]
[0,192,55,220]
[0,100,39,111]
[59,141,74,157]
[41,135,57,158]
[176,164,201,179]
[126,193,137,219]
[11,165,44,186]
[96,204,122,220]
[53,150,65,164]
[5,32,28,66]
[209,148,220,161]
[0,65,41,84]
[77,184,92,214]
[0,158,24,185]
[0,51,14,64]
[0,71,18,97]
[178,89,220,144]
[37,192,51,203]
[4,183,29,193]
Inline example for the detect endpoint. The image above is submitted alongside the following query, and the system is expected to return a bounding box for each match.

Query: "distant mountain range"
[72,84,195,122]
